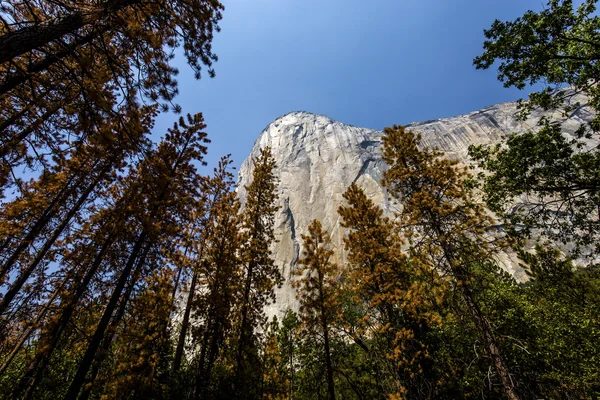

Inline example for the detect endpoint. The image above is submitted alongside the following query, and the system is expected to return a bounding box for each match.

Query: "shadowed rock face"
[236,94,594,319]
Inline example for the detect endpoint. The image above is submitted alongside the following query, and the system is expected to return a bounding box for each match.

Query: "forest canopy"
[0,0,599,399]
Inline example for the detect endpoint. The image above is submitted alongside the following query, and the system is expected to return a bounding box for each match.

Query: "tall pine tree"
[233,146,281,398]
[292,219,339,400]
[381,125,522,400]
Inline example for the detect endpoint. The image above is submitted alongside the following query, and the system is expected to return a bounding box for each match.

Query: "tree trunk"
[321,311,336,400]
[0,166,107,315]
[63,229,147,400]
[12,233,115,400]
[197,247,232,398]
[203,320,223,397]
[78,242,151,400]
[0,281,63,377]
[0,29,104,96]
[459,275,521,400]
[0,102,64,160]
[424,206,522,400]
[289,340,294,400]
[0,163,85,282]
[436,228,521,400]
[0,0,136,65]
[318,272,336,400]
[174,267,200,372]
[194,320,212,399]
[233,261,254,395]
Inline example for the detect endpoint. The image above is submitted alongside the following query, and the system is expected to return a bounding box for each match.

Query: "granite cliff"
[237,94,594,318]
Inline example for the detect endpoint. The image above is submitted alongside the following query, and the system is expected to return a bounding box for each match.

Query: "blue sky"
[154,0,549,174]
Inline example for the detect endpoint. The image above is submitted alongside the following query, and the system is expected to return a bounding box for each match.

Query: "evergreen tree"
[171,155,239,377]
[0,0,223,191]
[99,269,174,399]
[191,158,243,399]
[381,125,522,400]
[0,105,154,316]
[260,316,289,400]
[338,183,443,398]
[61,113,209,399]
[232,146,281,398]
[277,310,301,400]
[293,219,339,400]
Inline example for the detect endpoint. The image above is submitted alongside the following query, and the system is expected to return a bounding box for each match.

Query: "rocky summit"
[236,94,594,319]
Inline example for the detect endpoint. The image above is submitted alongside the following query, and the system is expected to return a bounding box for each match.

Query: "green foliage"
[470,5,600,392]
[474,0,600,125]
[471,0,600,260]
[293,219,339,400]
[469,120,600,257]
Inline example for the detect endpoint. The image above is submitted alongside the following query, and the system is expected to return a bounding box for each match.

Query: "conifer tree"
[97,269,174,399]
[5,198,133,399]
[381,125,522,400]
[0,0,223,189]
[278,309,300,400]
[0,105,154,316]
[62,113,209,399]
[260,316,289,400]
[191,159,243,398]
[293,219,338,400]
[233,146,281,398]
[172,155,239,378]
[338,183,443,398]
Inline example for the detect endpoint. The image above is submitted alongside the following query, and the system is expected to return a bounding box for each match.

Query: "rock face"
[236,95,594,319]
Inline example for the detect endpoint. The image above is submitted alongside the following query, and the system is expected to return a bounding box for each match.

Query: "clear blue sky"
[154,0,549,174]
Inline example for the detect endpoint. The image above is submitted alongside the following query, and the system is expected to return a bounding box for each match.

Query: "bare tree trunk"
[174,268,199,372]
[0,0,136,64]
[63,229,147,400]
[78,242,151,400]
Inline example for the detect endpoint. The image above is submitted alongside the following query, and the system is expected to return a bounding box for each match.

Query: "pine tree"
[293,219,339,400]
[5,197,132,399]
[0,105,154,316]
[260,316,288,400]
[233,146,281,398]
[278,310,300,400]
[171,155,240,380]
[381,125,522,400]
[98,268,174,399]
[60,113,209,399]
[338,183,443,398]
[0,0,223,191]
[191,159,243,398]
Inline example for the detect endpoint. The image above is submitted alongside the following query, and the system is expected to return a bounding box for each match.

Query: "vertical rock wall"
[237,94,594,318]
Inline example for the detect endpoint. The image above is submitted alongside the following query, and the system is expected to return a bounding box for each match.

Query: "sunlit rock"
[237,92,594,319]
